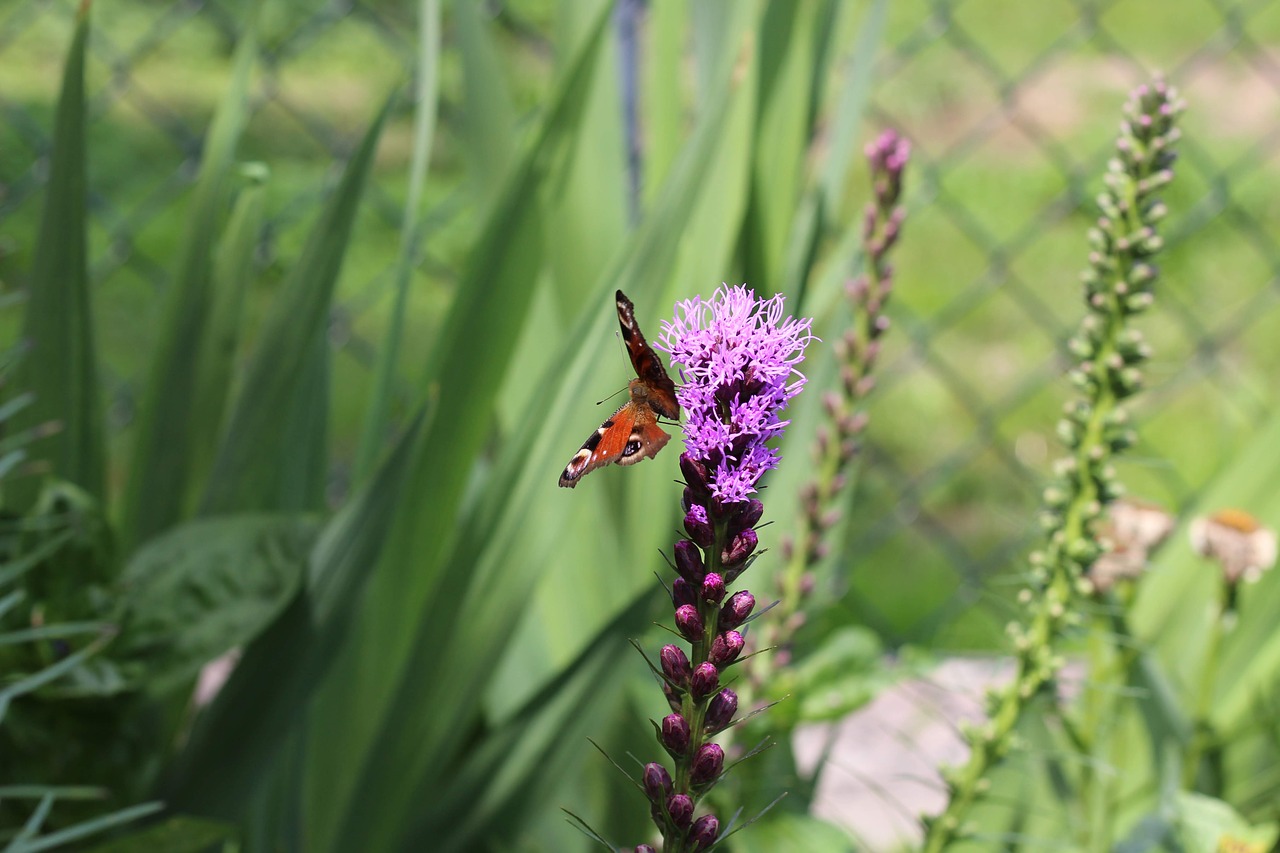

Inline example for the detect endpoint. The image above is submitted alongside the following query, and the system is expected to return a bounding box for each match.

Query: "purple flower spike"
[659,285,815,503]
[684,506,714,547]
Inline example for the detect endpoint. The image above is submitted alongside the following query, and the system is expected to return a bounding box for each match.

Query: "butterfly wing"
[558,401,671,488]
[616,290,680,420]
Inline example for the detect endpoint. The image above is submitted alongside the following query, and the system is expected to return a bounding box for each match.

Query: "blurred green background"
[5,0,1275,647]
[3,0,1279,848]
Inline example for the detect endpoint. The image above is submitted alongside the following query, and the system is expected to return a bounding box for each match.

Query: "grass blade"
[353,0,440,482]
[8,3,101,512]
[199,95,393,515]
[122,23,258,546]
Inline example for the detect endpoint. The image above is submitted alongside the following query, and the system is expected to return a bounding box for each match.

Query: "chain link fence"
[2,0,1278,652]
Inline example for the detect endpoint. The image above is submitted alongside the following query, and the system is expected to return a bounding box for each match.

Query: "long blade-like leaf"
[122,23,258,546]
[199,96,393,515]
[353,0,440,482]
[8,4,101,512]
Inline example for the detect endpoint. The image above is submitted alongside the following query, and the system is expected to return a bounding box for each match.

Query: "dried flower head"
[1190,508,1277,586]
[1088,497,1175,592]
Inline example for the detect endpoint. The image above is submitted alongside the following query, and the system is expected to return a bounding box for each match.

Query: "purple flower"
[659,285,814,502]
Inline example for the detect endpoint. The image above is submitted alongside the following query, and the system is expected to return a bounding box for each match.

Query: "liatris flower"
[923,79,1183,853]
[630,285,812,851]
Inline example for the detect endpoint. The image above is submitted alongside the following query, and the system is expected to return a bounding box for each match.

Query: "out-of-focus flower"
[1088,497,1175,592]
[1190,508,1277,586]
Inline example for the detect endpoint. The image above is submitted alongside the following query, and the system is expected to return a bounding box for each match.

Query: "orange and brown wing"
[616,290,680,420]
[558,402,671,488]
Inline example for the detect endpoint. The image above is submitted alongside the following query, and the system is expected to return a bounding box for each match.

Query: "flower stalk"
[630,286,812,852]
[765,129,910,682]
[922,79,1183,851]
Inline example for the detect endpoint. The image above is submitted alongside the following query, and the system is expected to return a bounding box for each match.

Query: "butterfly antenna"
[596,386,627,406]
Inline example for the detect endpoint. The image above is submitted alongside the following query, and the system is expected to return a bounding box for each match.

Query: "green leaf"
[122,23,258,546]
[1171,791,1277,851]
[455,0,517,209]
[354,0,440,482]
[115,514,321,694]
[199,94,393,516]
[184,177,267,505]
[80,816,236,853]
[7,4,102,513]
[732,812,856,853]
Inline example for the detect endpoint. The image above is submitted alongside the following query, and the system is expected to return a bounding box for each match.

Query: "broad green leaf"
[163,409,428,822]
[1172,791,1277,851]
[115,514,321,694]
[199,95,393,515]
[7,4,101,513]
[123,23,258,547]
[354,0,440,483]
[641,0,685,209]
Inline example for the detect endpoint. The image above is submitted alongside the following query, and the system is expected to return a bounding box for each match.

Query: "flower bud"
[719,590,755,630]
[708,630,744,667]
[672,577,697,608]
[690,743,724,786]
[642,763,673,802]
[734,499,764,532]
[690,814,720,849]
[635,846,657,853]
[704,688,738,733]
[684,509,714,547]
[674,540,704,583]
[661,713,690,756]
[674,604,704,642]
[723,528,758,566]
[701,572,726,604]
[666,793,694,829]
[660,644,691,688]
[680,454,711,495]
[690,662,720,701]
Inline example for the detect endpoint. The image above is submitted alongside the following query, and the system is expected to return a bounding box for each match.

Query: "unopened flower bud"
[680,454,711,495]
[674,604,703,641]
[635,846,657,853]
[704,688,738,732]
[690,814,720,849]
[734,499,764,532]
[666,793,694,829]
[690,743,725,786]
[672,577,697,608]
[684,509,714,547]
[690,662,720,701]
[673,543,705,587]
[701,573,726,604]
[723,528,758,566]
[642,763,673,802]
[709,630,745,667]
[719,590,755,629]
[661,713,690,756]
[660,644,691,687]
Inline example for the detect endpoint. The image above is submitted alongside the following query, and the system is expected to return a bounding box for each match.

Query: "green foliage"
[8,1,1280,851]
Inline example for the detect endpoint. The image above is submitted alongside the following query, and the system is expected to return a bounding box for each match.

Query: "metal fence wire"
[2,0,1278,647]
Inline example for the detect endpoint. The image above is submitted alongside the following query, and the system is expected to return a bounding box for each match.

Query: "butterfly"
[558,290,681,488]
